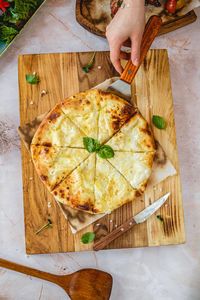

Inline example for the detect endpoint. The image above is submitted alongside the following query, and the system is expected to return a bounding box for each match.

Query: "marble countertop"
[0,1,200,299]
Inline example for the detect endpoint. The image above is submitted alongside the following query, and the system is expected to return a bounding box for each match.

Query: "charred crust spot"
[112,119,121,130]
[48,112,60,121]
[43,147,49,154]
[40,175,48,181]
[59,189,64,194]
[121,104,135,116]
[43,142,52,147]
[54,191,57,196]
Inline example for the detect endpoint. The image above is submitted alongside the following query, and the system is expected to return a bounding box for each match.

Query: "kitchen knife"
[106,15,162,101]
[93,192,170,251]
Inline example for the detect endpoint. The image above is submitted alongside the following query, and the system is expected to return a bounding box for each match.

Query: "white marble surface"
[0,1,200,299]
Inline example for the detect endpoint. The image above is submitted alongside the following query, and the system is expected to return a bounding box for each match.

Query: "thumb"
[131,36,141,66]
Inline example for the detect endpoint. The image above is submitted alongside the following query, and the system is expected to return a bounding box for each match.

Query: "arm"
[106,0,145,74]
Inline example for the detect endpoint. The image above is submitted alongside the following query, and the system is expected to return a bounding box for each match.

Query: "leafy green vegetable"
[83,137,100,153]
[97,145,114,159]
[0,25,18,44]
[10,0,39,22]
[26,73,40,84]
[82,52,96,73]
[81,232,95,244]
[152,115,166,129]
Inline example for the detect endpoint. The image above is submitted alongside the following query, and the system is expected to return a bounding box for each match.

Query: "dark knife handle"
[93,217,137,251]
[120,15,162,84]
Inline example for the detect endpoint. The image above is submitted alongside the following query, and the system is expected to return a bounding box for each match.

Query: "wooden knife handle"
[93,217,137,251]
[120,15,162,84]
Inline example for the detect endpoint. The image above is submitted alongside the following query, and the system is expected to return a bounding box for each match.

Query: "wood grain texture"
[0,258,113,300]
[18,50,185,254]
[75,0,197,38]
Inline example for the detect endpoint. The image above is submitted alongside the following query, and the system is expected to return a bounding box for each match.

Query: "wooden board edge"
[158,10,197,36]
[75,0,197,38]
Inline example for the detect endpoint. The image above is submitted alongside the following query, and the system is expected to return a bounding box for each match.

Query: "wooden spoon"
[0,258,112,300]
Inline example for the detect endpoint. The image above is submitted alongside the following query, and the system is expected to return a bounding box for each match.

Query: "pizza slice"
[31,145,89,191]
[98,91,136,143]
[61,89,101,139]
[94,156,137,213]
[106,113,155,152]
[107,151,155,193]
[31,103,86,147]
[52,154,97,213]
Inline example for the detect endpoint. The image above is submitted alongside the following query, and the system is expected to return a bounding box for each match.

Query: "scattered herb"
[82,52,96,73]
[35,218,52,235]
[83,137,100,153]
[157,215,164,222]
[26,73,40,84]
[83,137,115,159]
[97,145,114,159]
[81,232,95,244]
[152,115,167,129]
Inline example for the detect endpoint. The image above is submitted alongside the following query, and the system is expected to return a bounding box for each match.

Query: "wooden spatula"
[0,258,112,300]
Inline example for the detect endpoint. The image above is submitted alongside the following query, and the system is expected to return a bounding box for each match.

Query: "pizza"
[31,89,155,214]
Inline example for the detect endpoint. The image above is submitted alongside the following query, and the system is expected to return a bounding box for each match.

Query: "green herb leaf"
[0,25,19,44]
[82,52,96,73]
[98,145,114,159]
[157,215,164,222]
[83,137,100,153]
[152,115,166,129]
[81,232,95,244]
[26,73,40,85]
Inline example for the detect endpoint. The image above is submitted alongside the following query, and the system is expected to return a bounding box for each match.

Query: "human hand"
[106,0,145,74]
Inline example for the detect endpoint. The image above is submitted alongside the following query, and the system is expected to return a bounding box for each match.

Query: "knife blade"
[106,15,162,101]
[93,192,170,251]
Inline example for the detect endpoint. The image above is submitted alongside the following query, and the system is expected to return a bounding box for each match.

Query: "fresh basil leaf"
[152,115,166,129]
[81,232,95,244]
[98,145,114,159]
[83,137,100,153]
[26,73,40,85]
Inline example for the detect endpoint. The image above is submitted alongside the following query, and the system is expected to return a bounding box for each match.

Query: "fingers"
[130,36,141,66]
[109,42,123,74]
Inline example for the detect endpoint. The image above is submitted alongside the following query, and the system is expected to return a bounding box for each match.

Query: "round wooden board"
[76,0,197,38]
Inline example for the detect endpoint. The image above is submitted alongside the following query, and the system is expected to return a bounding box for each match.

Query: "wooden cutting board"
[18,50,185,254]
[76,0,197,38]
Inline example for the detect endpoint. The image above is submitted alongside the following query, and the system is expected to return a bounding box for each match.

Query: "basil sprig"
[26,73,40,85]
[98,145,114,159]
[152,115,166,130]
[83,137,100,153]
[81,232,95,244]
[83,137,114,159]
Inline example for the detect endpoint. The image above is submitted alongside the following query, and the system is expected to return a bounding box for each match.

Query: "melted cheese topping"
[53,154,95,208]
[106,114,154,152]
[94,156,136,213]
[108,152,154,192]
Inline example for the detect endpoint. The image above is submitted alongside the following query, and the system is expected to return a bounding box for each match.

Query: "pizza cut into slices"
[94,156,137,213]
[98,91,136,143]
[61,89,101,139]
[107,151,155,193]
[52,154,97,213]
[31,103,86,148]
[31,145,89,191]
[106,113,155,152]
